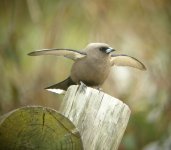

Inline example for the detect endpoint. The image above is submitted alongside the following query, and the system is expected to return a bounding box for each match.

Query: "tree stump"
[59,85,131,150]
[0,106,83,150]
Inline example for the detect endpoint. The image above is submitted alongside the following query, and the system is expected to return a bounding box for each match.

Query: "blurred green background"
[0,0,171,149]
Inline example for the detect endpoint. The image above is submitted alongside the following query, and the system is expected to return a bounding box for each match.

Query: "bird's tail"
[45,77,76,94]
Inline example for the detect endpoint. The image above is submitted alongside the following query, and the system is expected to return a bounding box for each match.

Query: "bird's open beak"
[106,47,115,54]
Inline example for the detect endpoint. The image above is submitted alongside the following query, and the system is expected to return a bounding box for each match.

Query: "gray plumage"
[28,43,146,94]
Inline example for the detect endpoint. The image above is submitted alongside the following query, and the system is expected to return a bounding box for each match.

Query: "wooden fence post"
[59,85,131,150]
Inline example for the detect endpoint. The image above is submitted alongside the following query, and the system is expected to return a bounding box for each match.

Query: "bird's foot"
[79,81,87,94]
[97,87,102,91]
[94,86,103,93]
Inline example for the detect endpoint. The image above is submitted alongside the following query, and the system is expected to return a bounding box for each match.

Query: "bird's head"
[85,43,115,56]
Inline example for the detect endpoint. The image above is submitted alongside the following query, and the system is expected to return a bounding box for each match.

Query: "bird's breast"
[71,57,111,86]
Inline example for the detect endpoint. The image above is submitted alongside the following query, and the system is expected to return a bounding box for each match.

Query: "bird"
[28,43,146,94]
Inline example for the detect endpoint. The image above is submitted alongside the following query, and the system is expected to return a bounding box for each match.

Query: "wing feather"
[28,48,86,61]
[111,54,146,70]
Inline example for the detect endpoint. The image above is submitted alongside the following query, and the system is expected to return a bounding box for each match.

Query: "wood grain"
[59,85,131,150]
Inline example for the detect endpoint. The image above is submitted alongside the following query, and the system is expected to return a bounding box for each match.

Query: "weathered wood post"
[0,106,83,150]
[59,85,131,150]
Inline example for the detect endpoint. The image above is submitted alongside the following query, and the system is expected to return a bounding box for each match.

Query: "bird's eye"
[99,47,108,52]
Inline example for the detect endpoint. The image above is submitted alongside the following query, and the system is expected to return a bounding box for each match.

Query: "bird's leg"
[79,81,87,93]
[97,87,103,91]
[93,86,103,93]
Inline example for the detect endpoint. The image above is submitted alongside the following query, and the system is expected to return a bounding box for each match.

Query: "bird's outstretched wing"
[28,48,87,61]
[110,54,146,70]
